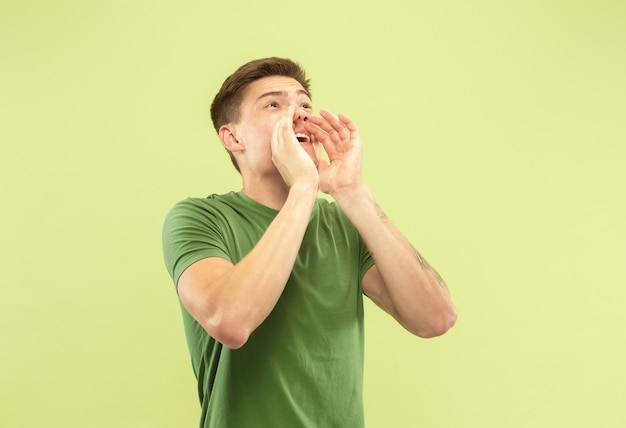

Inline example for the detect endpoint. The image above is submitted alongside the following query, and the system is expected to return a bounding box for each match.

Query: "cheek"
[241,121,275,148]
[265,112,283,131]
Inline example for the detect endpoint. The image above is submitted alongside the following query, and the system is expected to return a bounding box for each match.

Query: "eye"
[301,103,312,110]
[266,101,279,108]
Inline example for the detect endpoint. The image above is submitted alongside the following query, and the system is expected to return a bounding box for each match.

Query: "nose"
[291,105,308,122]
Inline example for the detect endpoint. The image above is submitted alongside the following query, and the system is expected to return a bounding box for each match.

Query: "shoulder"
[162,194,238,244]
[165,192,240,221]
[170,192,238,210]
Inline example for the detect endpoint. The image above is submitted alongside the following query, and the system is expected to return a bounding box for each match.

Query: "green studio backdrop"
[1,1,625,427]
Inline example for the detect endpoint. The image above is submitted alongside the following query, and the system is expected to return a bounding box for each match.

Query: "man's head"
[210,57,311,172]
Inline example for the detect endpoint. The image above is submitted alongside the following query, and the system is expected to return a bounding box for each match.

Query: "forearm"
[183,183,317,348]
[333,184,457,336]
[230,183,317,309]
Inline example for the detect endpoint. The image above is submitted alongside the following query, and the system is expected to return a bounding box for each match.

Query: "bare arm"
[305,110,457,337]
[335,185,457,337]
[179,106,319,349]
[178,183,317,349]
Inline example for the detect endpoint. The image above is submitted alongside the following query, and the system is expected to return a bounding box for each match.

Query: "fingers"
[336,111,359,135]
[321,109,352,142]
[272,106,297,150]
[304,109,359,146]
[306,110,343,142]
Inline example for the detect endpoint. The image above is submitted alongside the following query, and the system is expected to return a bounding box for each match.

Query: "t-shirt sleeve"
[162,199,231,288]
[359,237,375,280]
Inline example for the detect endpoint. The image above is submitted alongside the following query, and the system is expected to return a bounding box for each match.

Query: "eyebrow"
[256,89,311,103]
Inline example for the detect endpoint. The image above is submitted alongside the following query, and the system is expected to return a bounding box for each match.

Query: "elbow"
[202,315,252,350]
[425,309,457,338]
[178,283,254,349]
[215,327,250,350]
[410,304,458,339]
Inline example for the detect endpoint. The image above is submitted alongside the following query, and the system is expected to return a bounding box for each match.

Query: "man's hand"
[304,109,363,196]
[271,106,319,189]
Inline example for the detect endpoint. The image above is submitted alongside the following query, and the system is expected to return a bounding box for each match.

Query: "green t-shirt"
[162,192,374,427]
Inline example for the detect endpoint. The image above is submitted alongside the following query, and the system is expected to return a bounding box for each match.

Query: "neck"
[241,173,291,211]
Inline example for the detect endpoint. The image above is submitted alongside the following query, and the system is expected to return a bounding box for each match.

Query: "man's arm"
[177,184,317,349]
[335,185,457,337]
[178,107,319,349]
[305,110,457,337]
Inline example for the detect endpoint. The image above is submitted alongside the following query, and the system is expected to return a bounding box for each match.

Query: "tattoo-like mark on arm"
[413,247,446,288]
[375,203,388,221]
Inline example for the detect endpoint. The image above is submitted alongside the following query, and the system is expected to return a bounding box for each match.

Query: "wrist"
[331,182,372,207]
[289,180,319,205]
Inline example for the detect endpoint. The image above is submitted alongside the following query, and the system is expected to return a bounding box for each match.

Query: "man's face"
[231,76,321,174]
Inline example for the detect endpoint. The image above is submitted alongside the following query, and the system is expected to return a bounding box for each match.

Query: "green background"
[2,1,625,426]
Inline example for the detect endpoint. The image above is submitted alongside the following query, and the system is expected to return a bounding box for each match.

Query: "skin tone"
[177,76,457,349]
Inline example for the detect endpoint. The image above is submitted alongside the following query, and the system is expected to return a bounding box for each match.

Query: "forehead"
[242,76,309,102]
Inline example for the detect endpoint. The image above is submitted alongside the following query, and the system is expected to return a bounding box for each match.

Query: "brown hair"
[210,57,311,171]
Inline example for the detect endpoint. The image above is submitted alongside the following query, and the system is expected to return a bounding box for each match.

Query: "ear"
[219,125,245,153]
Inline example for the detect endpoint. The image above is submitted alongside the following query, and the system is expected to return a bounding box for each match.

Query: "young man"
[162,57,457,427]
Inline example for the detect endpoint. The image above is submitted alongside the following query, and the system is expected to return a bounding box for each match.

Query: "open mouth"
[295,133,310,143]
